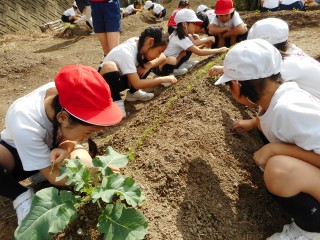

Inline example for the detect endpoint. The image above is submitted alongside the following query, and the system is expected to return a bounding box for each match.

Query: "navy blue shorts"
[91,0,121,33]
[0,140,38,181]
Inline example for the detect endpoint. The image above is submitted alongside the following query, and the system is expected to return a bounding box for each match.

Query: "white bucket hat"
[144,0,153,9]
[215,39,282,85]
[175,9,203,25]
[197,4,208,13]
[73,1,77,7]
[247,18,289,45]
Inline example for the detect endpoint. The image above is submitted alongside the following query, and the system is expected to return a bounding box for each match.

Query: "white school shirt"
[102,37,138,76]
[124,5,134,14]
[211,11,244,29]
[262,0,279,8]
[1,82,55,171]
[153,3,164,14]
[63,7,76,17]
[164,33,194,58]
[281,44,320,99]
[206,9,216,24]
[259,82,320,154]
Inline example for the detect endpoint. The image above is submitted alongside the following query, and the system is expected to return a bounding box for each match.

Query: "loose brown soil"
[0,3,320,240]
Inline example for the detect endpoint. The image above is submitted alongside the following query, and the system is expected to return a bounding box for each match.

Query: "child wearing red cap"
[0,64,123,226]
[208,0,248,48]
[99,26,178,117]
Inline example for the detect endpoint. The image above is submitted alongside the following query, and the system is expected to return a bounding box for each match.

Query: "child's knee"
[100,61,118,74]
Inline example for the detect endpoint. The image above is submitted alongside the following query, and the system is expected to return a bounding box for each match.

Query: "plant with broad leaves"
[14,147,148,240]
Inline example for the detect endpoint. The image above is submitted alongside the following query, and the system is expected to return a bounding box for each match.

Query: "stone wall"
[0,0,71,35]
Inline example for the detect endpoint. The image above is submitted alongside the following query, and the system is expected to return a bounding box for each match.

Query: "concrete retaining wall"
[0,0,70,35]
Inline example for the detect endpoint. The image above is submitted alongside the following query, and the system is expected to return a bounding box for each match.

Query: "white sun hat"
[247,18,289,45]
[197,4,208,13]
[175,9,203,25]
[215,39,282,85]
[144,0,153,9]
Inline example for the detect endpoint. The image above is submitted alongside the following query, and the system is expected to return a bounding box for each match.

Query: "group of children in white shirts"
[0,0,320,239]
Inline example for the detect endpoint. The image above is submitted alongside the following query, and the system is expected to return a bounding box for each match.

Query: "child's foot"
[267,222,320,240]
[13,188,34,225]
[155,17,163,22]
[173,68,188,76]
[125,90,154,102]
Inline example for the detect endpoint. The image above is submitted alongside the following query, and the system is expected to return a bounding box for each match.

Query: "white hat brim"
[214,74,233,85]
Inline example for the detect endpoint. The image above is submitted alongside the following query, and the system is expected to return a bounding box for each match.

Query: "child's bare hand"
[218,47,229,53]
[253,144,274,168]
[163,76,177,84]
[231,119,257,133]
[208,65,224,77]
[137,65,150,78]
[50,148,69,165]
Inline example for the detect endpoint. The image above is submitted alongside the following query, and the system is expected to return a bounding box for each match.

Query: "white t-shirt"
[262,0,279,8]
[63,7,76,17]
[281,44,320,99]
[102,37,138,76]
[259,82,320,154]
[124,5,134,14]
[164,33,194,58]
[211,11,244,29]
[206,9,216,24]
[1,82,55,171]
[153,3,164,14]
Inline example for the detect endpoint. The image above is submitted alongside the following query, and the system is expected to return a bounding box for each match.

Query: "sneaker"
[173,68,188,76]
[75,15,86,24]
[114,100,126,118]
[179,62,193,70]
[185,60,199,67]
[161,82,172,87]
[155,17,163,22]
[13,188,34,225]
[125,90,154,102]
[29,172,47,184]
[267,222,320,240]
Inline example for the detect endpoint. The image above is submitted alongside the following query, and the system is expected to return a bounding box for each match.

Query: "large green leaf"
[91,174,142,207]
[14,187,77,240]
[92,147,129,174]
[56,158,92,191]
[98,203,148,240]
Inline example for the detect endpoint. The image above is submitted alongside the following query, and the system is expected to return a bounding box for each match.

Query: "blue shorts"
[91,0,121,33]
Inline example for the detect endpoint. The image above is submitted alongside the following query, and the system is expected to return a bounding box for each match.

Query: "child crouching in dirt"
[209,18,320,134]
[208,0,248,48]
[122,1,143,18]
[152,9,228,77]
[0,65,123,226]
[61,2,81,24]
[214,39,320,239]
[99,26,177,118]
[144,0,166,22]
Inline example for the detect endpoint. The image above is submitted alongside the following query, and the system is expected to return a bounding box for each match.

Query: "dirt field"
[0,2,320,240]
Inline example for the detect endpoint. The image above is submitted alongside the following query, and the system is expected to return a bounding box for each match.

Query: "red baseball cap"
[54,64,122,126]
[214,0,235,15]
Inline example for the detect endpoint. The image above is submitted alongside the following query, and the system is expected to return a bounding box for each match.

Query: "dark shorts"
[0,140,38,181]
[61,15,75,24]
[155,9,166,18]
[91,0,121,33]
[279,1,304,10]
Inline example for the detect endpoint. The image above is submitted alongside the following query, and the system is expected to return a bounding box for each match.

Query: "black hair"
[216,11,235,18]
[239,73,281,104]
[196,11,209,35]
[137,26,168,68]
[51,95,98,158]
[175,22,189,40]
[134,1,142,8]
[178,0,189,8]
[273,41,290,56]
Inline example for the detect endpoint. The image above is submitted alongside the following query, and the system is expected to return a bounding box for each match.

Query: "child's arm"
[231,118,258,133]
[190,36,215,48]
[208,65,224,76]
[254,143,320,169]
[222,23,248,38]
[187,45,228,56]
[208,24,230,35]
[127,72,177,89]
[137,53,166,77]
